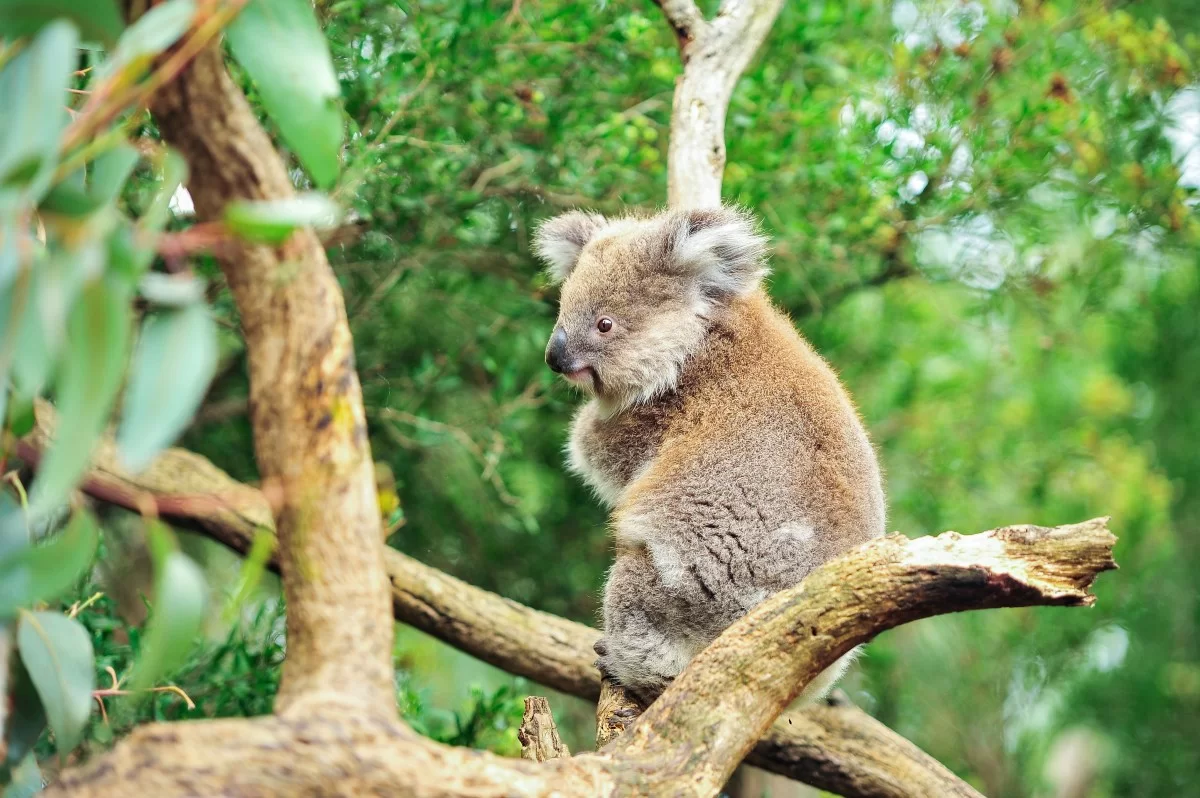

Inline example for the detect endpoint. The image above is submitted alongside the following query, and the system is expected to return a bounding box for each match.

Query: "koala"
[534,205,886,705]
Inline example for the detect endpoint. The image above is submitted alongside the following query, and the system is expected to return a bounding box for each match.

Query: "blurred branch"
[792,257,917,318]
[22,401,1109,798]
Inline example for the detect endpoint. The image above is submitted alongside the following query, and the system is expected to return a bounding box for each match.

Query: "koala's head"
[533,205,769,408]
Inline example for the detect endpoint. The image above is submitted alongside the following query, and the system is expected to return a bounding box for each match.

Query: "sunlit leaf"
[0,20,78,200]
[99,0,196,80]
[117,304,219,472]
[225,0,344,188]
[0,0,122,45]
[9,254,74,399]
[16,610,95,756]
[127,521,207,692]
[224,193,342,244]
[0,509,99,617]
[28,278,131,516]
[137,272,206,307]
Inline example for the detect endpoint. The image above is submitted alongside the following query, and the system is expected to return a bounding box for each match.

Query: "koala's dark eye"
[597,317,613,333]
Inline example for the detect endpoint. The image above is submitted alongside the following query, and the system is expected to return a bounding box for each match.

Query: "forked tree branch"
[24,406,1096,798]
[661,0,786,208]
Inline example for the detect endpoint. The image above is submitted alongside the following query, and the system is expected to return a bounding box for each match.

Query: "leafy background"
[3,0,1199,796]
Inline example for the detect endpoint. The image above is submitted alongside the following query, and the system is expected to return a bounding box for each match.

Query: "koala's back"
[608,290,885,628]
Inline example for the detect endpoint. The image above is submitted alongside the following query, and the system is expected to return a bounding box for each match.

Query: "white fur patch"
[775,521,816,544]
[793,646,863,706]
[670,208,770,299]
[565,419,623,508]
[532,210,608,283]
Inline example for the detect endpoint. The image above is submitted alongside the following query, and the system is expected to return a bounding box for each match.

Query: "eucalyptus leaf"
[128,522,208,692]
[118,304,219,472]
[225,0,344,188]
[99,0,196,81]
[1,753,43,798]
[0,509,100,617]
[0,0,123,45]
[28,278,131,516]
[137,272,207,307]
[88,144,141,206]
[224,193,342,244]
[4,658,48,767]
[0,21,78,202]
[16,610,95,756]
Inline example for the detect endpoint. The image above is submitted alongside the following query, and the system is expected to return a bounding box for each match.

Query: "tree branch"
[607,520,1115,794]
[40,488,1114,796]
[652,0,708,48]
[658,0,785,208]
[142,36,395,714]
[21,404,1084,798]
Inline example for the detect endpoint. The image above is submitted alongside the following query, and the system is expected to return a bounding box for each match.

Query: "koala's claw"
[612,707,640,720]
[593,638,609,657]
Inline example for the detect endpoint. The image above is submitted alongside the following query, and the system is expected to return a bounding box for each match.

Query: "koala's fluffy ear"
[669,206,770,300]
[533,210,609,284]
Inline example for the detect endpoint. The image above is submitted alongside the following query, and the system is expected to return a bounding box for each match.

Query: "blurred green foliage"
[5,0,1200,795]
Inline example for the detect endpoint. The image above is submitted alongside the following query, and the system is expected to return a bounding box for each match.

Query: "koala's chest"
[568,402,669,508]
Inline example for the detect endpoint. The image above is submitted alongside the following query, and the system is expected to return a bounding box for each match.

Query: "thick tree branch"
[608,519,1115,794]
[142,40,395,713]
[40,492,1114,796]
[659,0,785,208]
[22,405,1085,798]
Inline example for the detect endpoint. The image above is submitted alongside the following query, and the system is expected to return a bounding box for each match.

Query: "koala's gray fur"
[534,206,886,704]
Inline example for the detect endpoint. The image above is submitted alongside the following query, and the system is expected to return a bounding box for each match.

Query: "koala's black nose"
[546,328,570,374]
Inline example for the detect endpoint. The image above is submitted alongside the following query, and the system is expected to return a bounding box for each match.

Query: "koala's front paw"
[594,639,619,682]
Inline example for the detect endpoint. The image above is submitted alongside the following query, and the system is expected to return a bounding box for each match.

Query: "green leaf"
[39,145,139,218]
[28,277,131,516]
[16,610,95,756]
[4,657,48,767]
[137,272,206,307]
[0,509,100,617]
[6,394,35,437]
[0,20,78,200]
[224,193,342,244]
[1,752,43,798]
[117,304,218,472]
[127,522,207,692]
[225,0,344,188]
[88,144,140,206]
[10,253,78,399]
[38,180,102,217]
[99,0,195,81]
[0,0,123,46]
[0,266,32,427]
